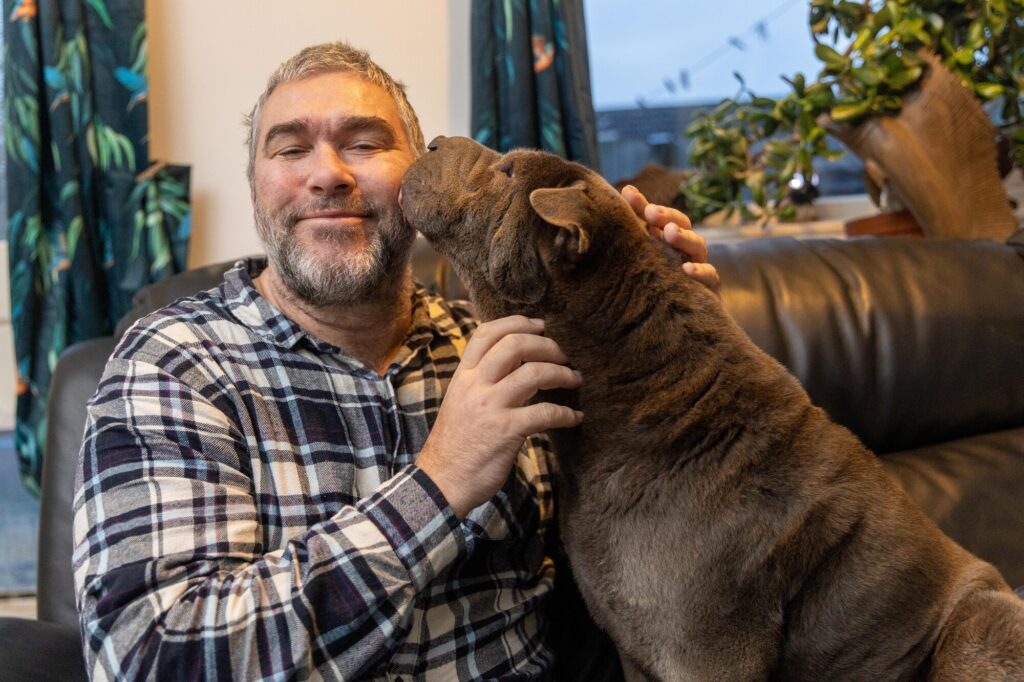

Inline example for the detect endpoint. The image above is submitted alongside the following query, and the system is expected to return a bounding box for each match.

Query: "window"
[585,0,863,197]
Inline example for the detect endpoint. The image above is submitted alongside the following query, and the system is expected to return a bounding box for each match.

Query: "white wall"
[0,2,472,430]
[146,0,472,267]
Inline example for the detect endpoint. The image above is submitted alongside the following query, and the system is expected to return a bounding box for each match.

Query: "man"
[73,42,720,680]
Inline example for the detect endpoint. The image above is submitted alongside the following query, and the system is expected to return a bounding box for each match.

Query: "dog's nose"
[427,136,446,152]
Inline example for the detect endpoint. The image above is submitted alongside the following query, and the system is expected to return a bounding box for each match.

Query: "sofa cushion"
[0,617,87,681]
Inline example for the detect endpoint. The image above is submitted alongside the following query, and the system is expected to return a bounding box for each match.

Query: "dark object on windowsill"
[787,171,820,205]
[612,163,690,215]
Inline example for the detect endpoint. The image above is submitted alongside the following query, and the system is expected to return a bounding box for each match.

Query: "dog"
[399,136,1024,681]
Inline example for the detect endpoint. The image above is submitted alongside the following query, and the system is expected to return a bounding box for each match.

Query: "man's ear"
[529,181,592,262]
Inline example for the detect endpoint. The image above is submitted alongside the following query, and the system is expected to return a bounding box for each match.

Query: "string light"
[633,0,806,108]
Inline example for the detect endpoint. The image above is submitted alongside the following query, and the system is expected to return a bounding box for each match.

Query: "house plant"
[682,0,1022,240]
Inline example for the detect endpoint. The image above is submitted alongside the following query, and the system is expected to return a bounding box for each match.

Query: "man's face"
[253,71,417,306]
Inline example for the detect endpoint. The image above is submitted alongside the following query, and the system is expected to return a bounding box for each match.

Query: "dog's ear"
[486,206,547,305]
[529,181,593,262]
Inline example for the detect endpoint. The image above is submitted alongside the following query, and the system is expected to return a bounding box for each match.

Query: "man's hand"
[621,185,721,297]
[418,316,583,519]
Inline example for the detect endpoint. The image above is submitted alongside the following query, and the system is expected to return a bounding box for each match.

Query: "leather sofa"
[2,234,1021,681]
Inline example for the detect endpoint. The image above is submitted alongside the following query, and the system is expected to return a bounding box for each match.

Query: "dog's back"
[543,229,1024,681]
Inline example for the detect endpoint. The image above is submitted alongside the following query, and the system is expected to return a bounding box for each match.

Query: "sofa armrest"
[0,617,87,681]
[40,336,119,628]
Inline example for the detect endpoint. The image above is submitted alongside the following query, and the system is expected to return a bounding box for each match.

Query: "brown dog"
[399,136,1024,681]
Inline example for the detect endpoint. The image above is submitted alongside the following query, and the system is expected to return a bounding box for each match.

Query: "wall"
[0,1,471,430]
[146,0,472,268]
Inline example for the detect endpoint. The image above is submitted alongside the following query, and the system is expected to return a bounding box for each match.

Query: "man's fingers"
[664,222,708,263]
[499,362,582,406]
[473,332,569,383]
[621,184,648,218]
[644,202,692,232]
[514,401,584,433]
[461,315,545,368]
[683,262,722,298]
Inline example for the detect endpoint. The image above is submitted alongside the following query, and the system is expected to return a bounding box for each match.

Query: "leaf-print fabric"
[4,0,191,493]
[470,0,600,168]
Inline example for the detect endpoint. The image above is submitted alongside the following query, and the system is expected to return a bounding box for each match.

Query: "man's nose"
[308,146,355,194]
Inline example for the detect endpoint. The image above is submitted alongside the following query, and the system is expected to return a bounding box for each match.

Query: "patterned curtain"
[471,0,600,168]
[4,0,191,494]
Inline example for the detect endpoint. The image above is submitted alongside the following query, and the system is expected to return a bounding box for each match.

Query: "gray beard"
[254,194,414,307]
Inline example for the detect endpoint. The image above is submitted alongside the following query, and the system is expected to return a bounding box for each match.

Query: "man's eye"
[350,141,382,152]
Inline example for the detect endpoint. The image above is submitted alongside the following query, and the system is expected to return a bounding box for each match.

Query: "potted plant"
[682,0,1022,241]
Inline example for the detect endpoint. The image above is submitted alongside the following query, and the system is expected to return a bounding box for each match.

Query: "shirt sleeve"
[72,350,465,680]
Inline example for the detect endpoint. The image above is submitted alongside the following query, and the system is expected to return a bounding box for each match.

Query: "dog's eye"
[497,161,514,178]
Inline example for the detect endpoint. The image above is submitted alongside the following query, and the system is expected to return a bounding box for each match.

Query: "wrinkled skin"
[401,136,1024,681]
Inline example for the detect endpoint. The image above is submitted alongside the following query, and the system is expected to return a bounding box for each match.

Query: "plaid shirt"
[72,258,558,681]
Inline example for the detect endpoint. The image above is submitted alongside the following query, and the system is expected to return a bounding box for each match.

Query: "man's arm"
[73,349,463,680]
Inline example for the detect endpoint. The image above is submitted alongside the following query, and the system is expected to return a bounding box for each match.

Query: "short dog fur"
[400,136,1024,681]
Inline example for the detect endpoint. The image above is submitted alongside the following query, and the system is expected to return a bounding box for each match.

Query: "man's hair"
[243,41,426,191]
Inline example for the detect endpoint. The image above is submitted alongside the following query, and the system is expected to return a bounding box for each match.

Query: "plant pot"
[844,210,923,238]
[827,51,1016,242]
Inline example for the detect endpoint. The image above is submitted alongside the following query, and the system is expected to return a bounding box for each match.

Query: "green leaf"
[852,66,884,86]
[807,84,836,108]
[953,47,975,65]
[67,215,84,258]
[852,26,876,52]
[59,180,80,204]
[886,65,923,90]
[815,44,848,70]
[966,20,984,48]
[830,100,872,121]
[130,22,148,73]
[84,0,115,29]
[975,82,1005,99]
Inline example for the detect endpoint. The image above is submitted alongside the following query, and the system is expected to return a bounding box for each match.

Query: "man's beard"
[254,193,414,307]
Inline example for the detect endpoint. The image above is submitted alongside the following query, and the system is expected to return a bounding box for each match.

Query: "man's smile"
[297,209,370,223]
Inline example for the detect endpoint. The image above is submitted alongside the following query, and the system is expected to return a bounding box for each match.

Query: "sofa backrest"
[712,237,1024,453]
[113,236,1024,456]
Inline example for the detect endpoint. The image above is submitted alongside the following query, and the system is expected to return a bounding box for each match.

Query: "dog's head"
[400,136,646,318]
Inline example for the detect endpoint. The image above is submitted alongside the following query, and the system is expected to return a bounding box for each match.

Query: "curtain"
[4,0,191,494]
[471,0,600,168]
